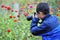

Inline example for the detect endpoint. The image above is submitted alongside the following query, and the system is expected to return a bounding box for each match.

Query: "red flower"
[9,15,13,18]
[58,2,60,4]
[1,4,5,8]
[14,19,17,22]
[7,29,11,33]
[24,13,28,17]
[6,6,11,10]
[56,13,59,16]
[29,5,33,8]
[15,10,18,12]
[30,6,33,8]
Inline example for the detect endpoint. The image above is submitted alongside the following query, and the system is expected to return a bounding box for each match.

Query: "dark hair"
[36,3,50,15]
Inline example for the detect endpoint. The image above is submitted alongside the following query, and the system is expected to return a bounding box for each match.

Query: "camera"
[26,12,42,24]
[26,12,36,21]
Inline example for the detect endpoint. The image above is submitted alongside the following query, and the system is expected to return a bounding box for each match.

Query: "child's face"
[37,12,45,19]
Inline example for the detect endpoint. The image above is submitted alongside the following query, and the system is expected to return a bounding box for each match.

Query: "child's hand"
[32,12,38,18]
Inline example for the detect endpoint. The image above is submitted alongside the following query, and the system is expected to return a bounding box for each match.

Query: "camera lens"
[26,15,32,21]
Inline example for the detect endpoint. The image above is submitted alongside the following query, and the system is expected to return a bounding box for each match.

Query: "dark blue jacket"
[30,14,60,40]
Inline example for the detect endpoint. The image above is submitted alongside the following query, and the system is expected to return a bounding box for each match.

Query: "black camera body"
[26,12,36,21]
[26,15,32,21]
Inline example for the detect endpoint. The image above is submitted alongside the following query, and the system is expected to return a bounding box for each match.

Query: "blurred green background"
[0,0,60,40]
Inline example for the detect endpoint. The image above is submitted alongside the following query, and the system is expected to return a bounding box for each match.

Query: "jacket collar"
[42,14,51,21]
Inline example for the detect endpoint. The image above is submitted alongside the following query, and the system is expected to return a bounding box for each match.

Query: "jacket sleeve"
[30,18,48,36]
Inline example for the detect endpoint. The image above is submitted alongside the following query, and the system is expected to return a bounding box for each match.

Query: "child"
[30,3,60,40]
